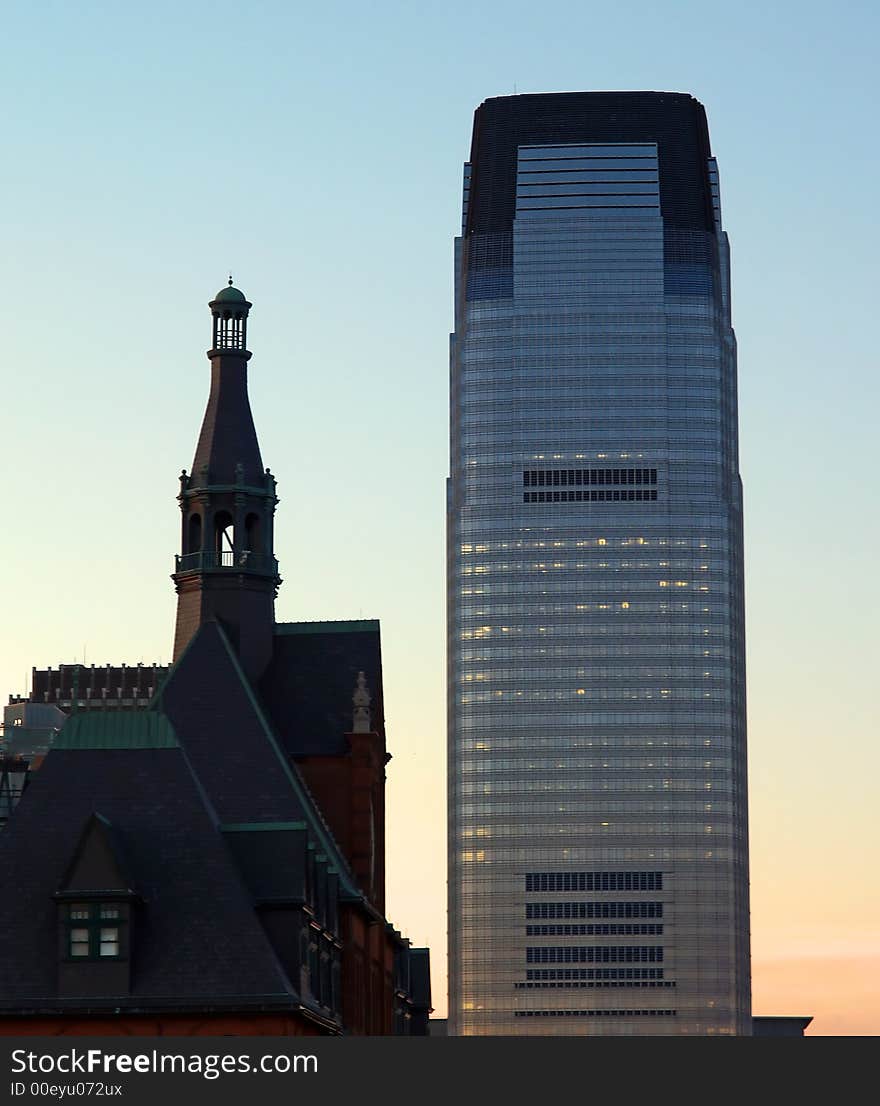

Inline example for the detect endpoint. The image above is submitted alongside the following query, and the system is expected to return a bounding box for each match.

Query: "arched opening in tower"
[214,510,234,563]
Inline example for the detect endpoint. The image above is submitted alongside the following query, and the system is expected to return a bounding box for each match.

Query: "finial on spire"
[352,671,372,733]
[228,273,233,286]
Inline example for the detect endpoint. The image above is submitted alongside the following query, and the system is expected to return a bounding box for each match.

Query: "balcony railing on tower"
[174,550,278,575]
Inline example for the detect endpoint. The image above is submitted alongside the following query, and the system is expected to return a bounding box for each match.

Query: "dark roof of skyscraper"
[466,91,714,236]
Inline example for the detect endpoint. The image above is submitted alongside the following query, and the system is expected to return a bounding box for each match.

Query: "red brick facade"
[297,729,387,914]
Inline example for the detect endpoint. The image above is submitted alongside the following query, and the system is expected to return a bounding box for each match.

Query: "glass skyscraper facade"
[447,93,750,1035]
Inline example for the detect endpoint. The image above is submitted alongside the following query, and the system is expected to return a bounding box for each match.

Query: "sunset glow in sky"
[1,1,877,1034]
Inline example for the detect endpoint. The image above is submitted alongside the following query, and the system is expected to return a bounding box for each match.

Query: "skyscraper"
[447,92,750,1035]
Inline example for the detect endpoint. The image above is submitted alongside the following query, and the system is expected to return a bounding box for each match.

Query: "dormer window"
[54,811,139,997]
[65,902,124,960]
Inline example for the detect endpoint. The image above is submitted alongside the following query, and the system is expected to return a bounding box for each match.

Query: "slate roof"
[221,823,309,904]
[156,621,359,896]
[0,620,372,1016]
[260,620,384,756]
[0,744,295,1009]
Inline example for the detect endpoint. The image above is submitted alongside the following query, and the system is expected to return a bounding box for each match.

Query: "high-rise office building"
[447,92,750,1035]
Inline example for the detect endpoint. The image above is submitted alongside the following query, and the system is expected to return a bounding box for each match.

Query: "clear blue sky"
[1,0,877,1032]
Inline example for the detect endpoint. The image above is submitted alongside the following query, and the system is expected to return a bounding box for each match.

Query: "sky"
[1,0,878,1034]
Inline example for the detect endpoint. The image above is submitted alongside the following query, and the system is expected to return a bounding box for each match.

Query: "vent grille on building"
[525,871,663,892]
[523,468,658,504]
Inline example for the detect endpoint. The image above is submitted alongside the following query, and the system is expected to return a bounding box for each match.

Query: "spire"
[171,284,281,683]
[190,281,263,486]
[352,671,372,733]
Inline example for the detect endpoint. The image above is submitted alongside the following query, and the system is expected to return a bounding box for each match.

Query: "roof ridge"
[274,619,380,636]
[207,623,362,899]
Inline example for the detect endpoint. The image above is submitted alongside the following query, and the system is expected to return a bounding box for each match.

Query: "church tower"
[172,281,281,681]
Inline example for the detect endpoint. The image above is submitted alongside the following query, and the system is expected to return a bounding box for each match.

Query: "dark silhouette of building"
[2,671,170,821]
[0,283,430,1036]
[752,1016,813,1037]
[0,755,28,829]
[172,282,278,681]
[8,666,169,713]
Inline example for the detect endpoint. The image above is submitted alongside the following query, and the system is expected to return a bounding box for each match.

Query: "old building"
[0,282,430,1035]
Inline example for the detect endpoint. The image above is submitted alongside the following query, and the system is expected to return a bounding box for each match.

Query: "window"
[525,871,663,892]
[522,469,660,504]
[525,967,665,981]
[69,928,90,958]
[524,467,658,487]
[524,488,658,503]
[65,903,123,960]
[516,980,675,990]
[515,1009,676,1018]
[526,945,663,964]
[100,928,120,957]
[525,923,663,936]
[526,901,663,919]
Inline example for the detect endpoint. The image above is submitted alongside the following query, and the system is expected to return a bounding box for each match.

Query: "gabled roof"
[0,744,297,1009]
[0,617,389,1014]
[156,620,360,897]
[260,620,384,756]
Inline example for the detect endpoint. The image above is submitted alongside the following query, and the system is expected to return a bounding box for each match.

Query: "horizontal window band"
[525,967,665,981]
[516,185,660,194]
[524,468,658,486]
[527,946,664,964]
[517,168,659,177]
[526,923,663,936]
[514,1009,677,1017]
[527,903,663,919]
[516,157,659,169]
[516,200,661,209]
[527,871,662,892]
[518,145,658,158]
[525,490,659,503]
[515,980,676,989]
